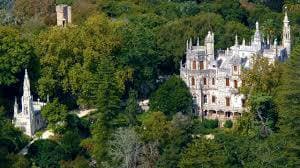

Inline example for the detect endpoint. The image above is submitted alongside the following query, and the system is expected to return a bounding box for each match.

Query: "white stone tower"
[282,8,291,55]
[56,4,72,27]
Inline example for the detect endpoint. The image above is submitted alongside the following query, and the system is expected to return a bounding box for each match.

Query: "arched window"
[203,77,207,85]
[203,95,207,104]
[234,80,238,88]
[212,96,216,103]
[226,78,230,86]
[192,61,196,70]
[212,78,215,85]
[200,61,204,70]
[226,97,230,106]
[191,77,195,86]
[233,66,237,71]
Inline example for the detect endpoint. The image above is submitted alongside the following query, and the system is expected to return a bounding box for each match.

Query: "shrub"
[203,119,219,129]
[224,120,233,128]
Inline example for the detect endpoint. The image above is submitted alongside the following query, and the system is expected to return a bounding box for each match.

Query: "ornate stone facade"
[180,12,291,124]
[13,69,46,137]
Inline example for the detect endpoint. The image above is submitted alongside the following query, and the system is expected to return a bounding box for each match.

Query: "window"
[212,96,216,103]
[200,61,204,70]
[212,78,215,85]
[191,77,195,86]
[242,99,246,107]
[226,78,230,86]
[234,80,238,89]
[204,95,207,104]
[226,97,230,106]
[192,61,196,70]
[234,66,237,71]
[203,77,207,85]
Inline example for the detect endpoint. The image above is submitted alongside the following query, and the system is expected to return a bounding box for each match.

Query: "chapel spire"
[282,6,291,55]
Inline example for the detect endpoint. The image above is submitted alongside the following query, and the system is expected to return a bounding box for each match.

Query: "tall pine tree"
[275,44,300,167]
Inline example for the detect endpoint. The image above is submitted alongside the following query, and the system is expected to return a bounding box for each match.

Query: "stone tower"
[282,8,291,55]
[56,4,72,27]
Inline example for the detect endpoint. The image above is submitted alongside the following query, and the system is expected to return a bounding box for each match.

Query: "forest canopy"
[0,0,299,168]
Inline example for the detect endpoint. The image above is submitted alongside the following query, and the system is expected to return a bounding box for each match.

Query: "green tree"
[41,98,68,131]
[90,56,122,166]
[275,44,300,167]
[0,26,34,85]
[125,89,140,126]
[117,22,159,97]
[36,14,120,107]
[28,139,66,168]
[60,131,81,160]
[150,76,192,117]
[179,138,226,168]
[139,111,173,143]
[60,155,90,168]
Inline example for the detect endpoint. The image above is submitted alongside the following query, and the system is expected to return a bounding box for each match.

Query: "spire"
[242,38,245,46]
[282,6,291,55]
[21,69,32,116]
[196,37,199,46]
[284,6,289,23]
[189,38,192,49]
[14,97,18,116]
[235,34,238,46]
[256,21,259,31]
[23,69,31,98]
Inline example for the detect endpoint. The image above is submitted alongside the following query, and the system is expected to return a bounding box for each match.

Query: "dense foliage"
[0,0,299,167]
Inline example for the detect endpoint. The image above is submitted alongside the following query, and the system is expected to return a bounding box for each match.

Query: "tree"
[90,56,122,166]
[156,113,193,168]
[13,0,56,25]
[41,98,68,131]
[150,76,192,117]
[0,26,35,85]
[60,131,81,160]
[36,14,121,107]
[60,155,90,168]
[179,138,226,168]
[116,22,159,97]
[28,139,66,168]
[124,89,140,126]
[240,56,282,136]
[275,44,300,167]
[139,111,173,143]
[108,127,142,168]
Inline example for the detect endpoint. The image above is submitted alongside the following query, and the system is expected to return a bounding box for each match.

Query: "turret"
[189,38,192,50]
[253,21,262,50]
[186,40,189,51]
[282,7,291,55]
[205,31,214,59]
[235,34,239,46]
[13,97,18,118]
